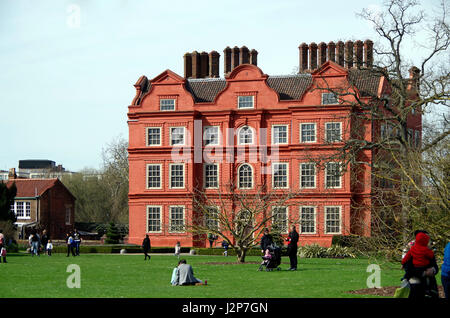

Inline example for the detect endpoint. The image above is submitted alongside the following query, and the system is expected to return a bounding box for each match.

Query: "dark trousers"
[442,275,450,300]
[288,246,298,269]
[67,244,75,256]
[143,249,151,260]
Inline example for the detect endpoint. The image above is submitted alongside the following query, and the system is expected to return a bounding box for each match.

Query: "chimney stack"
[345,41,354,68]
[184,53,192,78]
[200,51,209,78]
[191,51,201,78]
[354,40,364,68]
[364,39,373,67]
[250,49,258,66]
[8,168,17,180]
[336,41,345,67]
[224,47,232,74]
[209,51,220,78]
[299,43,308,72]
[327,41,336,63]
[309,42,318,70]
[318,42,327,66]
[240,46,250,64]
[231,46,240,69]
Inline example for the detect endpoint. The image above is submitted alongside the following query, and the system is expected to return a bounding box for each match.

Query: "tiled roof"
[186,78,227,103]
[5,178,59,198]
[184,70,381,103]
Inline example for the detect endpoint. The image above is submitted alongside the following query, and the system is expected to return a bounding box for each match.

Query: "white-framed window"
[299,206,316,234]
[238,164,253,189]
[325,122,342,143]
[12,202,31,219]
[325,162,342,188]
[170,127,185,146]
[272,124,288,145]
[300,123,316,143]
[204,163,219,189]
[169,163,185,189]
[272,162,289,189]
[300,163,316,189]
[169,206,185,233]
[16,202,24,218]
[147,206,162,233]
[65,207,71,225]
[321,92,338,105]
[272,206,288,234]
[147,127,162,146]
[204,126,220,146]
[325,206,342,234]
[160,98,175,111]
[205,206,219,231]
[147,164,162,189]
[237,126,254,145]
[238,95,254,109]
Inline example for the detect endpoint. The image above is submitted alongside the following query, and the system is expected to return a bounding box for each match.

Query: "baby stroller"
[258,244,282,271]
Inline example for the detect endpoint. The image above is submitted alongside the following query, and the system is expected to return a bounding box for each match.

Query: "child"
[261,249,272,266]
[0,246,6,263]
[46,240,53,256]
[222,240,229,256]
[401,232,435,279]
[174,241,181,259]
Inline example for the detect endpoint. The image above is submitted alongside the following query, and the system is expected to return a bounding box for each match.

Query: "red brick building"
[127,41,421,247]
[5,175,75,239]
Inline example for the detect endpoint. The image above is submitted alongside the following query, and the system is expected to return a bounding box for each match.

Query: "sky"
[0,0,444,172]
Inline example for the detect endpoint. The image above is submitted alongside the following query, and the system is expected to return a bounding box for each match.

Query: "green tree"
[0,182,17,222]
[105,222,121,244]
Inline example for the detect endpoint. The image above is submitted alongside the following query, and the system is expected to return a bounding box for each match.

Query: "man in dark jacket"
[142,235,151,260]
[286,225,299,271]
[260,228,273,253]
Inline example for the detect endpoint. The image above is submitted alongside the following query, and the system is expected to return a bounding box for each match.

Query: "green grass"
[0,252,404,298]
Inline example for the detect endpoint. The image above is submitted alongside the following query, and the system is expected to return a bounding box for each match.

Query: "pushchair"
[258,244,282,271]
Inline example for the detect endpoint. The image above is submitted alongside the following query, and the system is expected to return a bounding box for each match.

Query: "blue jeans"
[31,241,39,256]
[442,275,450,299]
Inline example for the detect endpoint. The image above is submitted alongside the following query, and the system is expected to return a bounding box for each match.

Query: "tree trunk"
[236,247,247,263]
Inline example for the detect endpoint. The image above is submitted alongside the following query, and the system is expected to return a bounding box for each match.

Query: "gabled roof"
[5,178,74,199]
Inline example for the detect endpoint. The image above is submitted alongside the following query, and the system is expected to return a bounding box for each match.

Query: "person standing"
[286,225,299,271]
[222,240,229,256]
[41,229,49,255]
[0,230,6,263]
[441,242,450,299]
[66,233,75,257]
[31,230,40,257]
[46,239,53,256]
[142,235,151,260]
[174,241,181,259]
[260,228,273,253]
[73,229,81,256]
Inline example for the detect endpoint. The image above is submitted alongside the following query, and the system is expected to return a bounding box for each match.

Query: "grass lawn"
[0,252,404,298]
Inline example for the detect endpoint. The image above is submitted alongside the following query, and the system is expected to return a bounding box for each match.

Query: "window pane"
[147,206,161,232]
[238,126,253,144]
[300,207,316,234]
[273,125,288,144]
[170,206,185,232]
[238,164,253,188]
[160,99,175,110]
[204,126,219,146]
[171,127,185,145]
[322,93,338,105]
[16,202,24,218]
[273,163,288,188]
[147,128,161,145]
[325,123,341,143]
[272,207,288,233]
[326,162,341,188]
[301,124,316,142]
[205,207,219,231]
[204,164,218,188]
[300,163,316,188]
[238,96,254,109]
[147,165,161,188]
[325,206,341,233]
[170,164,184,188]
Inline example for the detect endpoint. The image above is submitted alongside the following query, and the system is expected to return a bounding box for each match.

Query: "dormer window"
[238,96,254,109]
[160,99,175,111]
[321,93,338,105]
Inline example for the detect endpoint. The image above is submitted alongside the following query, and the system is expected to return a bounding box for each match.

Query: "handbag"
[393,279,410,298]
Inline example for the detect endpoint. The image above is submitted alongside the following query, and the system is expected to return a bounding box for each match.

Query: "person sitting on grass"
[171,259,207,286]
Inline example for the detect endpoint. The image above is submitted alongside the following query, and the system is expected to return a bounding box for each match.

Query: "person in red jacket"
[401,232,434,279]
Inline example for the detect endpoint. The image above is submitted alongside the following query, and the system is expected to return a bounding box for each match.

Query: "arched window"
[238,164,253,189]
[238,126,254,145]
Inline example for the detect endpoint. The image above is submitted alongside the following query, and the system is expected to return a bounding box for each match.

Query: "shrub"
[298,244,356,258]
[326,245,356,258]
[104,222,121,244]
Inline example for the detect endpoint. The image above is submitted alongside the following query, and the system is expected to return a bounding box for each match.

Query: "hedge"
[193,247,288,257]
[48,245,191,254]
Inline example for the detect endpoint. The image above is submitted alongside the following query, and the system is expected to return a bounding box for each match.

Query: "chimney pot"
[309,42,318,70]
[327,41,336,63]
[364,39,373,67]
[240,46,250,64]
[354,40,364,68]
[345,41,354,68]
[200,51,209,78]
[318,42,327,66]
[336,41,345,67]
[250,49,258,66]
[231,46,240,70]
[299,43,309,72]
[209,51,220,78]
[191,51,201,78]
[224,47,232,75]
[183,52,192,78]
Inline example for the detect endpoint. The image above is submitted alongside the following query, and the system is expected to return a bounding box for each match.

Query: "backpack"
[0,247,6,257]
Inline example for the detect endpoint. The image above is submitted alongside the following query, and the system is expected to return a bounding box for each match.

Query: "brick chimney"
[408,66,421,92]
[354,40,364,68]
[309,42,318,70]
[318,42,327,66]
[231,46,240,70]
[364,39,373,67]
[327,41,336,63]
[8,168,17,180]
[224,46,232,75]
[345,41,354,68]
[191,51,201,78]
[240,46,250,64]
[184,52,192,78]
[336,41,345,67]
[250,49,258,66]
[200,51,209,78]
[299,43,308,72]
[209,51,220,78]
